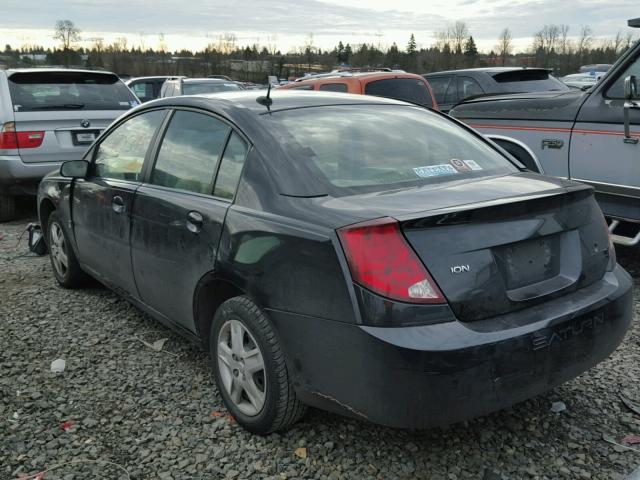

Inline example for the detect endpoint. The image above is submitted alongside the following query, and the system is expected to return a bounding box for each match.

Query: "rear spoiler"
[629,18,640,28]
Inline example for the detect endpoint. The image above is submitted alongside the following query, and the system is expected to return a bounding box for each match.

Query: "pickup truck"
[451,18,640,246]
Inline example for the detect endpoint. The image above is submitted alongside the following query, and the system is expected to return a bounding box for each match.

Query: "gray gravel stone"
[1,211,639,479]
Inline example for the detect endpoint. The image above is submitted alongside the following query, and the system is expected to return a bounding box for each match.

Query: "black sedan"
[37,91,633,434]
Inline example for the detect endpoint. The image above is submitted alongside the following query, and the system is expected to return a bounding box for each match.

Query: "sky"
[0,0,637,54]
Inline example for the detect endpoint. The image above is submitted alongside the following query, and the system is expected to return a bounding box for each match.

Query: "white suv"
[0,68,139,221]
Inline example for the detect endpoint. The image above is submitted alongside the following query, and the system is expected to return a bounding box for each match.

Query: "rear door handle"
[112,195,125,214]
[186,210,204,233]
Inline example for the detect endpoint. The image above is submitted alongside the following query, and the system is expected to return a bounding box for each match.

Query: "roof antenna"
[256,79,273,112]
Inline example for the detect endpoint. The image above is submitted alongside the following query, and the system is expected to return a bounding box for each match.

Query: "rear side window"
[151,111,230,194]
[94,110,165,181]
[213,133,249,200]
[268,105,517,194]
[288,84,314,90]
[364,78,433,107]
[491,70,569,92]
[319,83,348,92]
[8,71,138,111]
[425,76,451,104]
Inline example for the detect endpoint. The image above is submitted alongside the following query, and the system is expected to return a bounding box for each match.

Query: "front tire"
[210,296,306,434]
[47,211,87,288]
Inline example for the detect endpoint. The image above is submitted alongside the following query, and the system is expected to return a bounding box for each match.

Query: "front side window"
[364,78,434,107]
[94,110,165,181]
[267,105,517,194]
[606,53,640,99]
[151,110,230,194]
[213,133,249,200]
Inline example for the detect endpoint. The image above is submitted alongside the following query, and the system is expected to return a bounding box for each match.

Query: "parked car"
[37,90,633,434]
[126,76,178,102]
[160,78,244,97]
[279,70,438,109]
[424,67,569,113]
[560,72,604,89]
[450,17,640,246]
[0,68,140,221]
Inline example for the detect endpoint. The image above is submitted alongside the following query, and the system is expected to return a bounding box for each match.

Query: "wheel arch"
[193,273,246,348]
[39,198,56,241]
[486,134,544,174]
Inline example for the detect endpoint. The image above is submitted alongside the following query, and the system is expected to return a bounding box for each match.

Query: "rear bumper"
[269,265,633,428]
[0,155,60,191]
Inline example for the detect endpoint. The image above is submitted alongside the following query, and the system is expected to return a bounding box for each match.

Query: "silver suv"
[0,68,139,221]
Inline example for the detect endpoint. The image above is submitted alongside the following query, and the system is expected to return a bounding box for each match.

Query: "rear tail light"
[337,217,445,304]
[0,122,44,149]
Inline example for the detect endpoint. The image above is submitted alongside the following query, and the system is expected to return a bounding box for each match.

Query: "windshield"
[183,82,242,95]
[267,105,518,195]
[8,71,138,111]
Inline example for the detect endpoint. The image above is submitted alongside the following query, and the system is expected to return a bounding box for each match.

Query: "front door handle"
[186,210,204,233]
[112,195,125,214]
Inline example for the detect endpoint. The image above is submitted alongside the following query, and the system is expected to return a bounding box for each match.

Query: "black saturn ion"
[37,90,633,434]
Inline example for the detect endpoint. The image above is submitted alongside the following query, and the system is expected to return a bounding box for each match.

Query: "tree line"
[0,20,637,81]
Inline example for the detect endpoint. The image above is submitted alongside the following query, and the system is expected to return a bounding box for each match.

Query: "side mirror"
[60,160,89,178]
[624,75,638,101]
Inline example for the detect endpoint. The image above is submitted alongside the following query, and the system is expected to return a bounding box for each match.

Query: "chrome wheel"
[49,222,68,277]
[217,319,266,416]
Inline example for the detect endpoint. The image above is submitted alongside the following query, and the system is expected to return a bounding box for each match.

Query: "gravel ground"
[1,210,639,480]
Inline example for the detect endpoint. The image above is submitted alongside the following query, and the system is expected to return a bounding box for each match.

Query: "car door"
[570,50,640,201]
[130,109,250,331]
[72,109,167,295]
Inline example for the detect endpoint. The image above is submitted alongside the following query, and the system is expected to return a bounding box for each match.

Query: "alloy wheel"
[49,222,68,278]
[217,319,266,416]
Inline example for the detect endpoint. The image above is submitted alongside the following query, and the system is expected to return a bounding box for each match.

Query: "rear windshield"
[364,78,434,107]
[491,70,568,92]
[267,105,517,194]
[8,71,138,111]
[183,83,242,95]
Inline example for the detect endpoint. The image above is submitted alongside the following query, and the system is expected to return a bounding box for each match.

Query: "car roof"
[294,71,424,83]
[167,78,236,84]
[127,76,177,82]
[424,67,550,76]
[144,90,409,114]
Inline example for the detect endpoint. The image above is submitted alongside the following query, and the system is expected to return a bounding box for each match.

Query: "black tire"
[210,296,306,434]
[0,194,16,222]
[46,211,88,288]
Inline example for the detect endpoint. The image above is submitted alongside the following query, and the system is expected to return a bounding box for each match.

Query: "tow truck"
[451,18,640,246]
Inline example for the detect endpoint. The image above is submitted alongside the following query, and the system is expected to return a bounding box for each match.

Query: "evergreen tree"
[464,36,478,57]
[407,33,417,55]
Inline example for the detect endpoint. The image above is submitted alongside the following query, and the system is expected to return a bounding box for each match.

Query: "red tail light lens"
[0,122,44,149]
[337,217,445,304]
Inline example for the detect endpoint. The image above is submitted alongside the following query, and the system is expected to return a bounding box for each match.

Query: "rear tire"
[210,296,306,434]
[0,194,16,222]
[46,211,88,288]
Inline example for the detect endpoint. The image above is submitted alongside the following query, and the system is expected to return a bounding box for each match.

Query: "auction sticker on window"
[450,158,471,172]
[463,159,483,171]
[413,164,458,178]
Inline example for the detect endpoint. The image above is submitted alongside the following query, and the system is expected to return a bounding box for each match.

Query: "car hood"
[450,89,587,122]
